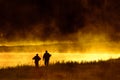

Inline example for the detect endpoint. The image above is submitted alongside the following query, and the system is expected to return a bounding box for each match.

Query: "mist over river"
[0,45,120,68]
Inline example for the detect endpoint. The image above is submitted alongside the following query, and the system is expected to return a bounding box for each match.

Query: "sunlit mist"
[0,42,120,68]
[0,0,120,68]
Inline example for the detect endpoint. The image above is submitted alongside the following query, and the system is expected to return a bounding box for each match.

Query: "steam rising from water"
[0,52,120,68]
[0,0,120,67]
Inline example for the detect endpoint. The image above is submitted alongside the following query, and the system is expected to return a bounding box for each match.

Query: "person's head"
[36,54,38,56]
[45,50,48,53]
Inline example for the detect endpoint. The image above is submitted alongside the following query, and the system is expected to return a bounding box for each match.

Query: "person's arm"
[38,57,41,60]
[49,53,51,57]
[32,56,35,60]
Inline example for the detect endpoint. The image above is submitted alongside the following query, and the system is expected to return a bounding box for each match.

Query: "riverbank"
[0,58,120,80]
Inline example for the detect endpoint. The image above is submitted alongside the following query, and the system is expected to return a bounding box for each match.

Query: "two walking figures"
[32,50,51,67]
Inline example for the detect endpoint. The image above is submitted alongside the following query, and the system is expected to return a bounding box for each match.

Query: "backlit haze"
[0,0,120,68]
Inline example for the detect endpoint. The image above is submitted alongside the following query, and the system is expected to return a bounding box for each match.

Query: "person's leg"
[46,59,49,66]
[35,62,39,67]
[45,60,47,66]
[46,61,48,66]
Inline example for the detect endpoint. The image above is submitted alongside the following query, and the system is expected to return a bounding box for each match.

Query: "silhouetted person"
[43,50,51,66]
[32,54,41,67]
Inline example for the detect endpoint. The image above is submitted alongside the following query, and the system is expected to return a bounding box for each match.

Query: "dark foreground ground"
[0,58,120,80]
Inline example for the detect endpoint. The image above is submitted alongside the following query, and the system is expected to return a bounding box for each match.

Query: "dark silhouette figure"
[43,50,51,66]
[32,54,41,67]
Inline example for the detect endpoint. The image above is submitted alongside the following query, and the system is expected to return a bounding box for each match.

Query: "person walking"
[43,50,51,66]
[32,54,41,67]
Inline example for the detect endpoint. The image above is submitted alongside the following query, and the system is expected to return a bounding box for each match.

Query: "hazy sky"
[0,0,120,67]
[0,0,119,45]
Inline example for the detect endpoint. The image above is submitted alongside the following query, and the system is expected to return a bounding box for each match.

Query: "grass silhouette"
[0,58,120,80]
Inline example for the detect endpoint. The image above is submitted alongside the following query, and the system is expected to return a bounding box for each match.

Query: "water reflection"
[0,52,120,68]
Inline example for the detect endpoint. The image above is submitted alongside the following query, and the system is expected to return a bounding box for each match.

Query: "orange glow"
[0,39,120,68]
[0,51,120,68]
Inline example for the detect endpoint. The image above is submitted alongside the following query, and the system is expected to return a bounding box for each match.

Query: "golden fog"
[0,0,120,68]
[0,38,120,68]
